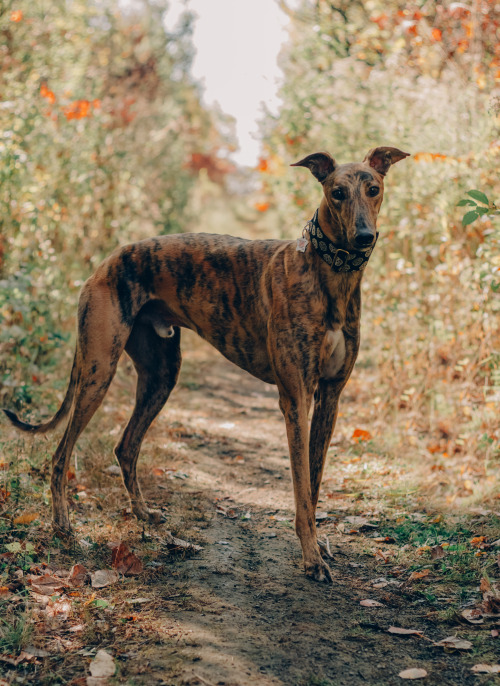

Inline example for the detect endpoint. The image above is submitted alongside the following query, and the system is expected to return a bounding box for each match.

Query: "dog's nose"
[354,230,375,248]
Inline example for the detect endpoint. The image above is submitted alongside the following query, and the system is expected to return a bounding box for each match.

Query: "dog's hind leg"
[114,317,182,523]
[51,345,126,532]
[51,284,133,533]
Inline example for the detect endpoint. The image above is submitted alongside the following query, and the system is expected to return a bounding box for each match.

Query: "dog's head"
[291,147,409,249]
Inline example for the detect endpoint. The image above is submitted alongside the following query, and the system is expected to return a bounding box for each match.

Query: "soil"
[94,333,481,686]
[2,333,495,685]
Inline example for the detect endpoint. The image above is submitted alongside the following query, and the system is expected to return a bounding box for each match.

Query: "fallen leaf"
[352,428,372,442]
[104,464,121,476]
[90,569,119,588]
[434,636,472,650]
[89,649,115,678]
[491,629,499,638]
[344,516,378,530]
[471,536,487,548]
[431,545,445,560]
[388,627,423,636]
[111,543,143,576]
[44,597,71,619]
[398,667,428,679]
[471,664,500,674]
[13,513,39,525]
[164,533,202,552]
[461,608,484,624]
[28,574,68,596]
[360,599,384,607]
[408,569,430,582]
[68,564,88,587]
[480,577,492,593]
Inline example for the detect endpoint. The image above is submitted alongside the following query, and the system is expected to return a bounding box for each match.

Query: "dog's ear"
[363,147,410,176]
[291,152,336,183]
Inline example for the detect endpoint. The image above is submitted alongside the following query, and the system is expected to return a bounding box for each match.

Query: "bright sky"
[165,0,289,167]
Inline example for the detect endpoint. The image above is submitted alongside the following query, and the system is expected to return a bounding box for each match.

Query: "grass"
[0,611,32,654]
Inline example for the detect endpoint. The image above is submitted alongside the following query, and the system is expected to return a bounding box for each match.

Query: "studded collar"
[297,209,378,273]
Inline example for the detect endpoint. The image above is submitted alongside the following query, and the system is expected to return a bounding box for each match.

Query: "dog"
[4,146,409,582]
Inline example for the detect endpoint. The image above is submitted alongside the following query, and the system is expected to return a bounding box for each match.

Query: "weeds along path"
[2,332,499,685]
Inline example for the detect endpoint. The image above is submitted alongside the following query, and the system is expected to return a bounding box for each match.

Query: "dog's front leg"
[278,390,332,582]
[309,380,342,510]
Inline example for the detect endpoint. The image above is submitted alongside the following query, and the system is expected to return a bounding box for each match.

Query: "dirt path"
[2,334,496,685]
[107,335,480,686]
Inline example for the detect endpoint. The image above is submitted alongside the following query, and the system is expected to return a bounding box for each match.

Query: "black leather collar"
[304,210,378,273]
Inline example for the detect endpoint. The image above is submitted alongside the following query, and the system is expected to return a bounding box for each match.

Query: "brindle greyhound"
[4,146,409,582]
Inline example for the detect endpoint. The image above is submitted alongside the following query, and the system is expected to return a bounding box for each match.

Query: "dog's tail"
[3,350,78,434]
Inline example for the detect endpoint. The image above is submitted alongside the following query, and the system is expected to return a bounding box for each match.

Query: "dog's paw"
[304,557,333,583]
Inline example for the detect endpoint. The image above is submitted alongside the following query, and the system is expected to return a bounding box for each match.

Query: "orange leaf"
[255,202,270,212]
[431,28,442,41]
[471,536,487,548]
[13,513,39,525]
[10,10,23,22]
[352,428,372,442]
[408,569,430,581]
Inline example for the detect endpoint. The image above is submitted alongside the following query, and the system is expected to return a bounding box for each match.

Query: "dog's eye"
[368,186,379,197]
[332,188,345,201]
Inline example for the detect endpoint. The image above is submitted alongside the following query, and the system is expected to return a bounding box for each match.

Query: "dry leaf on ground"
[111,542,143,575]
[164,532,203,552]
[408,569,430,581]
[433,636,472,650]
[471,664,500,674]
[388,627,423,636]
[88,649,115,681]
[360,599,384,607]
[68,564,88,587]
[44,597,71,620]
[28,574,68,595]
[431,545,445,559]
[90,569,119,588]
[461,608,484,624]
[398,667,428,679]
[480,577,491,593]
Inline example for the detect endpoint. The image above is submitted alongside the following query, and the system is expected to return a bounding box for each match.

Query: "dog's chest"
[320,329,346,379]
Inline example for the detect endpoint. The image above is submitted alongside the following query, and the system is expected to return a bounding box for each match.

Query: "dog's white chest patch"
[321,330,346,379]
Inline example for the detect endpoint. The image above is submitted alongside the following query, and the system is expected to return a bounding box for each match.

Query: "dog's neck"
[312,201,370,311]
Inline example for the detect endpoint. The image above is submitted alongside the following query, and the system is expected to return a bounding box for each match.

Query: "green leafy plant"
[458,190,499,226]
